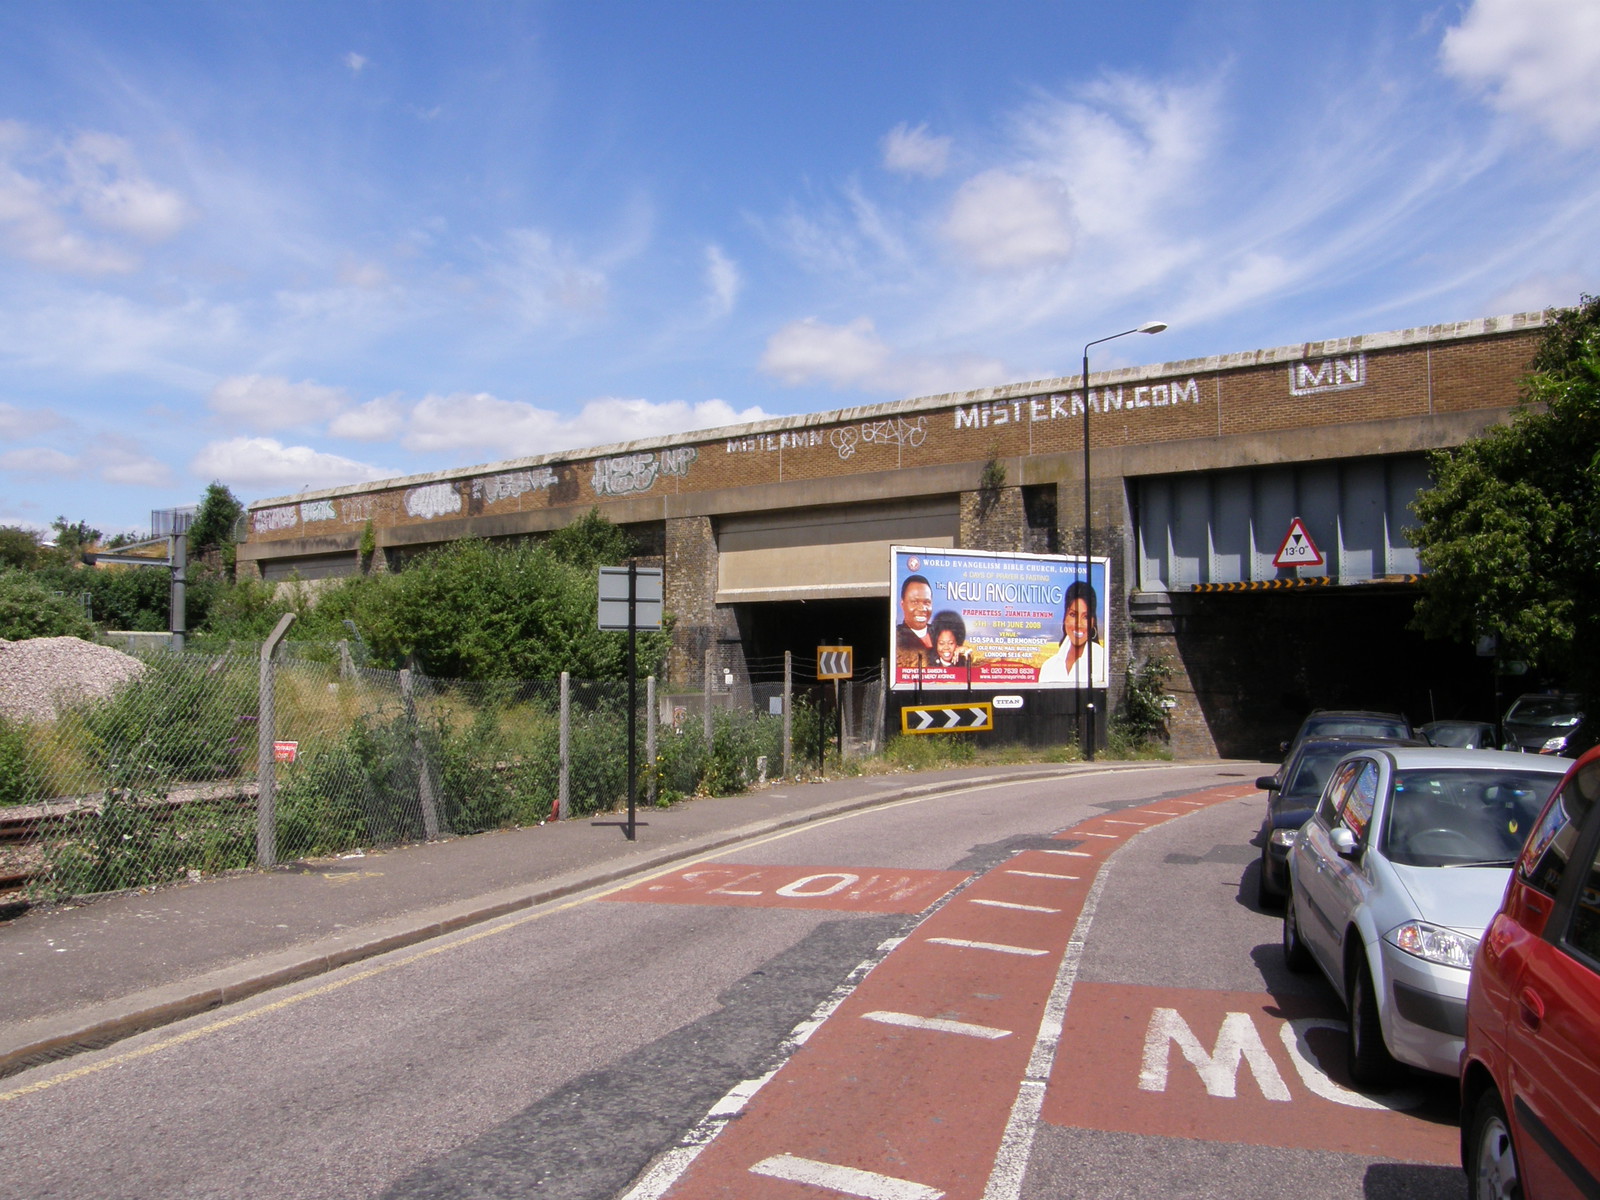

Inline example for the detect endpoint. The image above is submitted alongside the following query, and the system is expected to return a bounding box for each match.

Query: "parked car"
[1255,735,1422,906]
[1282,747,1566,1087]
[1420,720,1498,750]
[1460,746,1600,1200]
[1281,708,1414,756]
[1502,692,1584,754]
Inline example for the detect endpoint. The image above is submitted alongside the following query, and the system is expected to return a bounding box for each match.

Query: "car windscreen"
[1382,768,1561,867]
[1423,724,1491,748]
[1282,745,1353,800]
[1306,717,1409,740]
[1507,698,1581,725]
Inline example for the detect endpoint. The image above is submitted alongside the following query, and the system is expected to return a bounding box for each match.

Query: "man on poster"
[895,573,935,668]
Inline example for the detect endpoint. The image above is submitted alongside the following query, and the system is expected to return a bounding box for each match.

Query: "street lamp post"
[1080,321,1167,760]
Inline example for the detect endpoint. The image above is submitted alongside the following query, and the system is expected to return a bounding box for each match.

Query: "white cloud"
[0,402,68,438]
[344,52,369,74]
[1441,0,1600,144]
[704,244,741,320]
[940,169,1075,271]
[882,123,952,177]
[0,447,81,475]
[328,394,406,441]
[0,121,192,274]
[64,132,195,242]
[207,374,352,431]
[759,316,1010,396]
[1481,273,1587,317]
[190,437,391,491]
[402,391,769,457]
[99,454,173,488]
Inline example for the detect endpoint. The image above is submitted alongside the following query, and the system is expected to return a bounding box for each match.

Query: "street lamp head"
[1137,321,1168,334]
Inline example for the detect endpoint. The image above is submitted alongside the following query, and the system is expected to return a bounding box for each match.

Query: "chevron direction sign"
[900,702,994,735]
[817,646,853,680]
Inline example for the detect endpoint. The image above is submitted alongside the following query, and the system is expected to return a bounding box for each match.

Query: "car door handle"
[1518,986,1545,1030]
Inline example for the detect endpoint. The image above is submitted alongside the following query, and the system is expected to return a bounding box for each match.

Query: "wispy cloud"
[760,316,1011,397]
[882,123,951,178]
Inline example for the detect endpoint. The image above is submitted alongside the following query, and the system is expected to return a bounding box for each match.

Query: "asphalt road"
[0,763,1467,1199]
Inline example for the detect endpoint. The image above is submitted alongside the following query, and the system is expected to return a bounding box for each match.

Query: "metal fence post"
[783,650,792,779]
[646,674,657,806]
[874,660,888,754]
[400,669,441,840]
[558,671,570,821]
[256,612,296,867]
[703,648,714,746]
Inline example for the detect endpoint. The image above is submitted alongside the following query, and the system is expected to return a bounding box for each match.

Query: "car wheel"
[1256,846,1279,908]
[1282,890,1312,973]
[1346,957,1399,1089]
[1467,1089,1519,1200]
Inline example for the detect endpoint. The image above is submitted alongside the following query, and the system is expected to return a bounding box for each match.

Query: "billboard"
[890,546,1109,691]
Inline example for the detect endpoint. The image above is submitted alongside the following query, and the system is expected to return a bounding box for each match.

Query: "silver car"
[1282,747,1566,1087]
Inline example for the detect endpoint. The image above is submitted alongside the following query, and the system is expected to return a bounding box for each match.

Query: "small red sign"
[273,740,299,763]
[1273,517,1324,568]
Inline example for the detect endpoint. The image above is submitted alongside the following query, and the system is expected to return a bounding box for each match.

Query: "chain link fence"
[0,641,827,907]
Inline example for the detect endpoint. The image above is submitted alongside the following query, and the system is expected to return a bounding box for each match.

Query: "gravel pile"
[0,637,146,724]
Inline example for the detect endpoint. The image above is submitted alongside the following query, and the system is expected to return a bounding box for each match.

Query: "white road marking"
[982,847,1117,1200]
[862,1011,1012,1039]
[1103,819,1147,826]
[926,938,1048,957]
[1004,870,1078,880]
[1080,832,1120,839]
[970,899,1060,913]
[1041,849,1092,857]
[750,1154,945,1200]
[1144,810,1181,816]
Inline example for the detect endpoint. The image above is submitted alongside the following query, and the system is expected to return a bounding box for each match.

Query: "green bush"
[0,570,95,640]
[0,716,35,806]
[702,709,782,795]
[81,653,257,785]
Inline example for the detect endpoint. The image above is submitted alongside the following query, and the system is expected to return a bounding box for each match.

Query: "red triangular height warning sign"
[1273,517,1324,567]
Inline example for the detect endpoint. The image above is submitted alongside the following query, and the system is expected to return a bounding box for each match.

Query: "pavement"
[0,759,1187,1081]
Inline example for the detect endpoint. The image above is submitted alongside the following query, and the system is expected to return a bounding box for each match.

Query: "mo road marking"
[1044,983,1456,1163]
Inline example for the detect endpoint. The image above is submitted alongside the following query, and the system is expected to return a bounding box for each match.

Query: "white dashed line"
[1103,819,1146,826]
[751,1154,945,1200]
[1080,832,1120,839]
[970,899,1060,913]
[926,938,1048,957]
[1041,849,1092,857]
[862,1011,1012,1039]
[1004,870,1079,880]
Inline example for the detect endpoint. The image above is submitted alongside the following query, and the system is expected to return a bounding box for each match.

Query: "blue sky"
[1,0,1597,538]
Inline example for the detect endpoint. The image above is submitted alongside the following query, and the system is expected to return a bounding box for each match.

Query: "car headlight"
[1386,921,1477,969]
[1269,828,1299,847]
[1540,735,1569,754]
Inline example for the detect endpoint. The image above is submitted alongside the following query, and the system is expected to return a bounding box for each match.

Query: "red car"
[1460,745,1600,1199]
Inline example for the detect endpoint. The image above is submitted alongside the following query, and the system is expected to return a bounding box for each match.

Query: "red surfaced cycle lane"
[619,783,1257,1200]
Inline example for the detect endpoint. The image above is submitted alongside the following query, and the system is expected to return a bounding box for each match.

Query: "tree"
[51,516,101,549]
[0,526,40,571]
[1410,295,1600,701]
[187,482,243,555]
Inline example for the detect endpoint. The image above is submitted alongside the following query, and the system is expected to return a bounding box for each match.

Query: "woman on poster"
[1037,581,1105,686]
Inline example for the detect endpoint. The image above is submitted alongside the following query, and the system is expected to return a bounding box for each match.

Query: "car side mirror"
[1279,740,1290,754]
[1329,826,1359,859]
[1256,775,1279,792]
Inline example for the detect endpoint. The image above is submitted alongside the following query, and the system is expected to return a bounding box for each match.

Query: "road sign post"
[598,564,664,841]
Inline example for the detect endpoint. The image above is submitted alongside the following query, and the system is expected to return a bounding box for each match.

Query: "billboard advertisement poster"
[890,546,1109,691]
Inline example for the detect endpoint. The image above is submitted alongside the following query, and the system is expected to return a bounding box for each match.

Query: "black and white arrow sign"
[901,702,994,734]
